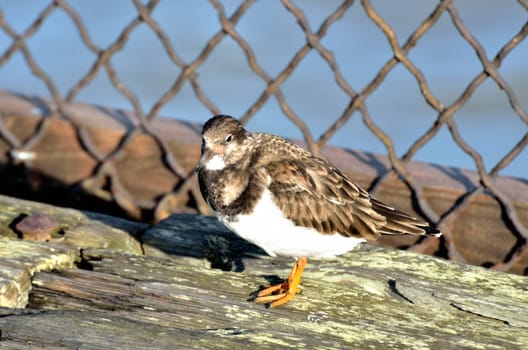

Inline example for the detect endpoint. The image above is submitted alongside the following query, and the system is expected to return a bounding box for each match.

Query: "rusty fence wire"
[0,0,527,273]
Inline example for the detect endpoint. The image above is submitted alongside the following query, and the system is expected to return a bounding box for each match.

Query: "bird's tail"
[371,198,441,237]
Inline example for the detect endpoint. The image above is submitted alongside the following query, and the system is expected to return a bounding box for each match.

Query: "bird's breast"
[219,189,365,258]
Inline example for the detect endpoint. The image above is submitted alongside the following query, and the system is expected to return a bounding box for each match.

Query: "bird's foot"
[253,281,301,308]
[253,257,307,308]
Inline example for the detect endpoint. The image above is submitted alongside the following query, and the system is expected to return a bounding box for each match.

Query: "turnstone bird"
[196,115,441,308]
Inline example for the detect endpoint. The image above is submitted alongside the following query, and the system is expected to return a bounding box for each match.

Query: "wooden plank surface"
[0,197,527,349]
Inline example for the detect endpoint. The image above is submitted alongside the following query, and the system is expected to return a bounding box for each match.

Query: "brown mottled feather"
[262,153,438,240]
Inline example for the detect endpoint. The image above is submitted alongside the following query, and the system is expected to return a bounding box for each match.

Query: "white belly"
[218,189,365,258]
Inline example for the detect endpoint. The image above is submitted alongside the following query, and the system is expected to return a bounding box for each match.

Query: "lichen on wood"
[0,195,527,349]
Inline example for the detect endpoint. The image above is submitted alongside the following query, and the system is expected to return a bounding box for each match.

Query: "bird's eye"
[224,134,233,143]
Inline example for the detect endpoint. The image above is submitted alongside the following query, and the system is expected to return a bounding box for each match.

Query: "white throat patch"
[205,154,226,170]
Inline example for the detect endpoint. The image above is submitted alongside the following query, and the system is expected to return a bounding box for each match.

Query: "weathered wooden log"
[0,193,148,310]
[21,246,527,349]
[0,89,527,275]
[0,195,527,349]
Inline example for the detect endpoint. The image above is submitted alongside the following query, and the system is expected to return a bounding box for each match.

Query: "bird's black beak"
[195,148,212,173]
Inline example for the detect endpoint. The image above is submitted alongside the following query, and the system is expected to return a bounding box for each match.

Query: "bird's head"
[195,115,250,172]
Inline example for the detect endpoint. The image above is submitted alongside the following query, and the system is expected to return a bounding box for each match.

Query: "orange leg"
[254,257,307,308]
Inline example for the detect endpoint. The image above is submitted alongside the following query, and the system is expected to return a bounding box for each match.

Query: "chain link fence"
[0,0,527,273]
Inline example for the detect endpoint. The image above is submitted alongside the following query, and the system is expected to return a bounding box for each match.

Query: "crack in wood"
[449,302,511,326]
[388,279,414,304]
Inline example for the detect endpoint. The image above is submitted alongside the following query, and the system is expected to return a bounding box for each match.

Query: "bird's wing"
[264,158,437,240]
[264,158,386,240]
